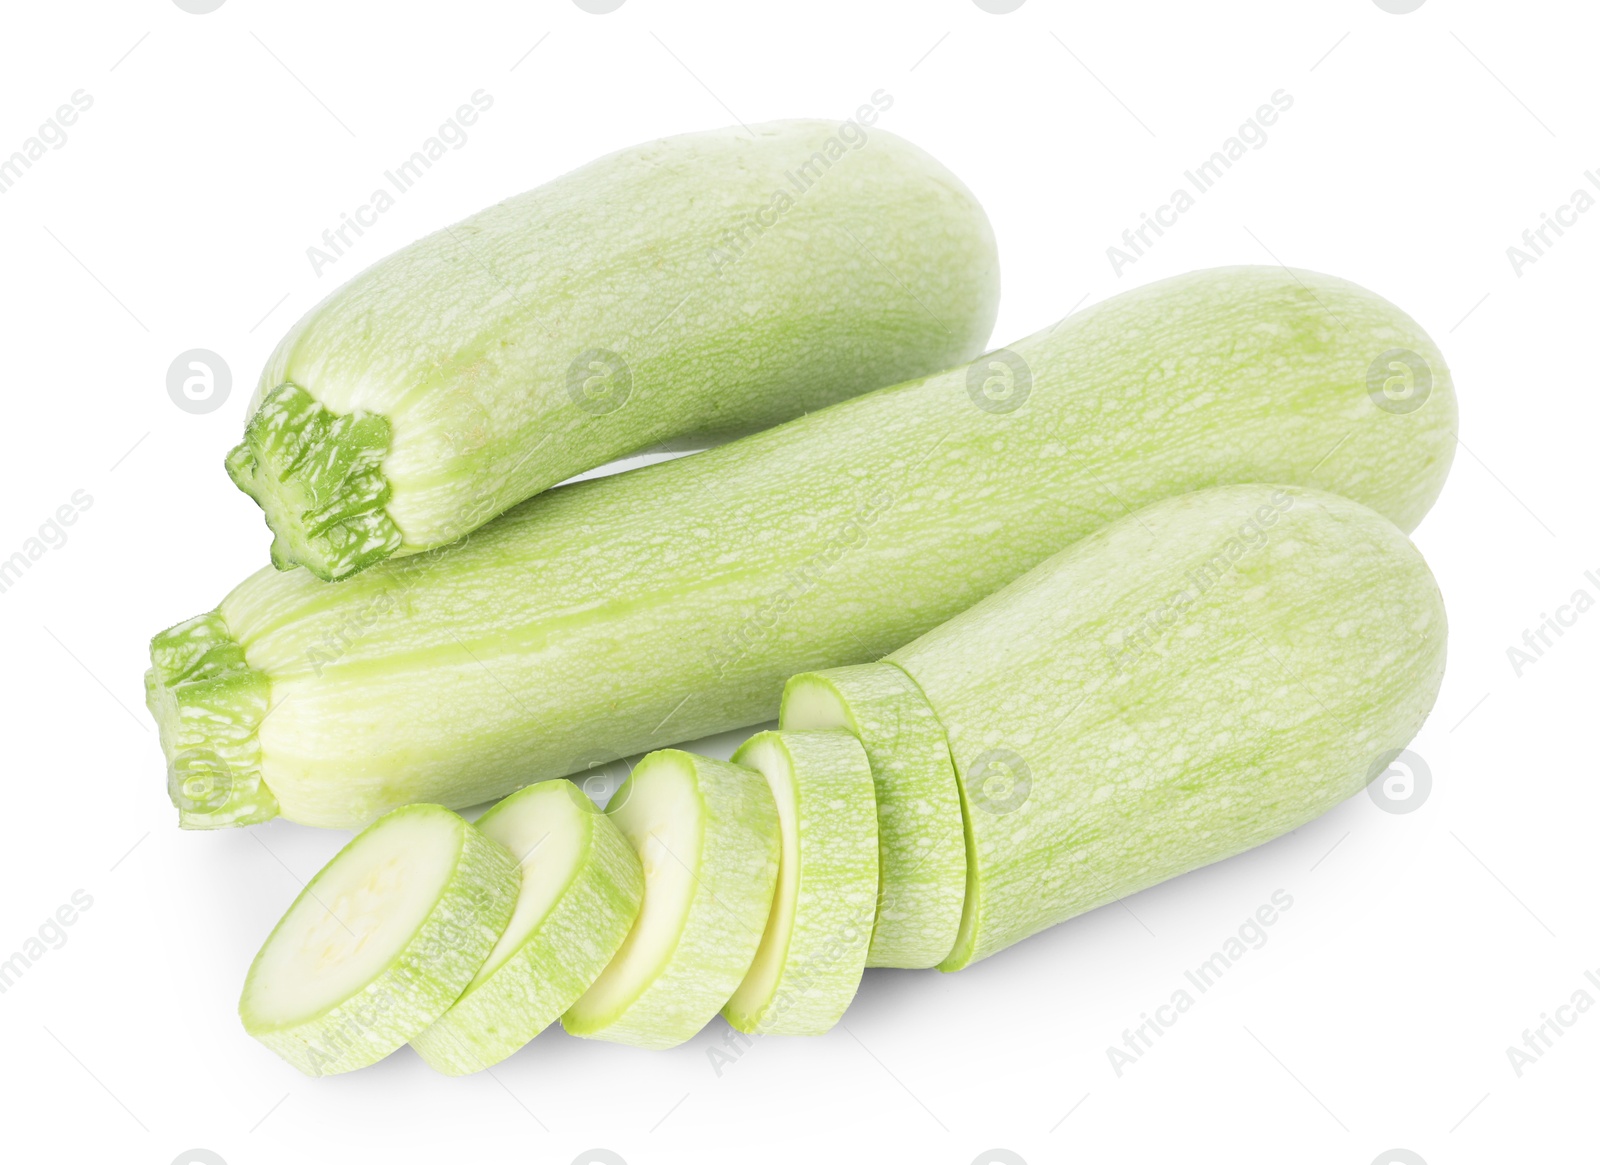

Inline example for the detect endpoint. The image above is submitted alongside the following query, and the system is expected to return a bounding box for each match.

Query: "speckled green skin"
[780,664,965,968]
[410,782,642,1075]
[239,805,518,1076]
[883,485,1448,970]
[229,118,1001,580]
[149,266,1456,828]
[563,751,779,1049]
[724,730,878,1036]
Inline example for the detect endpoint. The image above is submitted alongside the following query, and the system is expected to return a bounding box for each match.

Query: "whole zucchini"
[148,266,1456,828]
[226,117,1000,581]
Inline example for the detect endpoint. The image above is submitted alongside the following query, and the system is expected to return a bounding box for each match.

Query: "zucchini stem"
[225,383,402,582]
[144,610,278,827]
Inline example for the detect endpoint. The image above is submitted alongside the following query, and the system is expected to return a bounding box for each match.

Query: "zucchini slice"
[723,730,878,1036]
[239,804,517,1075]
[780,664,965,969]
[411,780,643,1074]
[564,751,779,1049]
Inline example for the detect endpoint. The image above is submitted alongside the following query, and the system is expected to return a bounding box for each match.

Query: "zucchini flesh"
[780,665,965,969]
[238,804,518,1075]
[410,780,642,1074]
[227,119,1001,581]
[148,266,1457,828]
[880,485,1447,969]
[563,750,779,1049]
[723,730,877,1036]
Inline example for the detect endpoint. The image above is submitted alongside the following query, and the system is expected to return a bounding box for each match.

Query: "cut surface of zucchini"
[411,781,642,1074]
[781,664,965,969]
[722,730,878,1036]
[563,750,779,1049]
[239,804,517,1076]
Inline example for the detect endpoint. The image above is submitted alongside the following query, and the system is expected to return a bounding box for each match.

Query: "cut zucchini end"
[931,679,988,974]
[778,672,862,736]
[240,803,518,1077]
[146,611,279,829]
[935,781,982,974]
[226,382,403,582]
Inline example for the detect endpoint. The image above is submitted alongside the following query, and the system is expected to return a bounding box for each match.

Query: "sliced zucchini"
[781,663,965,969]
[410,780,643,1074]
[722,730,878,1036]
[563,750,779,1049]
[238,804,517,1076]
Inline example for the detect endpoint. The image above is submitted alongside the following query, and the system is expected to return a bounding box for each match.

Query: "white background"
[0,1,1592,1163]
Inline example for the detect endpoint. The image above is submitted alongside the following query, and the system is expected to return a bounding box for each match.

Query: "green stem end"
[145,610,279,829]
[226,383,403,583]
